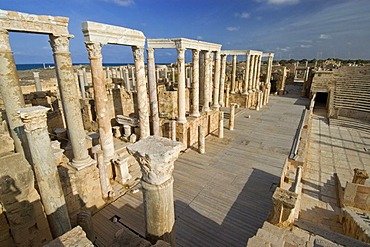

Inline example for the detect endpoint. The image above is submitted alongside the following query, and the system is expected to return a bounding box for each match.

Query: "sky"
[1,0,370,64]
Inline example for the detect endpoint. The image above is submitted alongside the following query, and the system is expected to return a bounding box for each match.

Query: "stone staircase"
[333,66,370,118]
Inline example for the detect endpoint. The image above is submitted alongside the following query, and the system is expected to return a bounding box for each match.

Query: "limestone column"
[77,70,86,98]
[243,54,250,94]
[132,46,151,138]
[191,49,200,117]
[164,66,168,81]
[171,120,176,141]
[230,55,237,94]
[212,51,221,108]
[50,35,94,169]
[225,84,230,107]
[85,42,115,161]
[255,55,262,90]
[219,55,227,107]
[33,72,42,91]
[147,48,160,136]
[127,136,184,246]
[218,111,224,138]
[124,68,130,92]
[198,125,205,154]
[253,55,259,91]
[131,67,136,90]
[248,55,255,93]
[19,106,71,238]
[199,51,205,106]
[171,68,176,83]
[265,54,273,85]
[82,68,88,86]
[176,47,187,123]
[229,103,236,130]
[203,51,211,112]
[209,53,213,103]
[0,29,30,160]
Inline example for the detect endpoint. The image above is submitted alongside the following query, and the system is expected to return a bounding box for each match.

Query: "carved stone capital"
[132,46,144,61]
[19,106,50,132]
[177,48,185,62]
[49,35,70,53]
[85,42,102,59]
[127,136,184,185]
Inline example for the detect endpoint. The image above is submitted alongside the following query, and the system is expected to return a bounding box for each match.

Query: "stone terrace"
[92,86,309,246]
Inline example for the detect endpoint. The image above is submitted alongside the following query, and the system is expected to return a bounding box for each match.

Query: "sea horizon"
[15,63,138,71]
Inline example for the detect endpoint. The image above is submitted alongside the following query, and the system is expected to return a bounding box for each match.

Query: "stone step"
[246,235,272,247]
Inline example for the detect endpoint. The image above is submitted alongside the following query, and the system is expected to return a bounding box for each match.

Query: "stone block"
[44,226,94,247]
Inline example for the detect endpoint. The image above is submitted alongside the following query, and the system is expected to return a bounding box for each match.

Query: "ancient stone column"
[269,188,297,227]
[124,68,130,92]
[85,42,115,161]
[171,68,176,82]
[127,136,184,246]
[50,35,94,169]
[209,53,213,103]
[352,168,369,185]
[177,47,187,123]
[171,120,176,141]
[77,70,86,98]
[265,54,273,85]
[19,106,71,238]
[255,55,262,90]
[212,51,221,108]
[131,67,136,90]
[253,55,260,91]
[248,55,255,93]
[225,84,230,107]
[243,54,250,94]
[190,49,200,117]
[230,55,237,94]
[198,125,205,154]
[147,48,160,136]
[132,46,151,138]
[203,51,211,112]
[33,72,42,91]
[229,103,236,130]
[199,51,205,106]
[82,68,88,86]
[219,55,227,107]
[0,29,30,160]
[164,66,168,81]
[218,111,224,138]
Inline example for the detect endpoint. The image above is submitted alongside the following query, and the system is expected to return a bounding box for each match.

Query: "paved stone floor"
[92,85,309,246]
[300,106,370,233]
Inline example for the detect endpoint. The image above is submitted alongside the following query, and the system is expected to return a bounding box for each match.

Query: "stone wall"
[342,182,370,211]
[0,153,52,246]
[342,207,370,243]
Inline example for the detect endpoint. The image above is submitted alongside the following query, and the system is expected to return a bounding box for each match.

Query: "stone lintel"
[0,9,70,36]
[262,52,275,58]
[126,136,184,185]
[147,38,221,51]
[221,49,263,56]
[19,106,49,132]
[82,21,145,47]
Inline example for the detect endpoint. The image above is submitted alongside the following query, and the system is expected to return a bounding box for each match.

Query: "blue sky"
[1,0,370,64]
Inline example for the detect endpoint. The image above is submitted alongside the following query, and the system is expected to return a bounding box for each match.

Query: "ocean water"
[16,63,133,71]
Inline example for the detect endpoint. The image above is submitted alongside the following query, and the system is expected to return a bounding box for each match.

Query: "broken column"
[19,106,71,238]
[177,47,187,123]
[229,103,236,130]
[218,111,224,138]
[127,136,184,246]
[198,125,205,154]
[85,42,115,161]
[219,54,227,107]
[77,70,86,98]
[352,168,369,185]
[269,187,297,227]
[230,55,237,94]
[33,72,42,92]
[190,49,200,117]
[147,47,160,136]
[50,35,94,169]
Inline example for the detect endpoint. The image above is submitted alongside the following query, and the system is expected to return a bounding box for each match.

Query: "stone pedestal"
[127,136,184,246]
[33,72,42,91]
[269,188,297,227]
[50,35,95,169]
[198,125,205,154]
[113,158,131,184]
[218,111,224,139]
[352,168,369,185]
[19,106,71,238]
[229,104,236,130]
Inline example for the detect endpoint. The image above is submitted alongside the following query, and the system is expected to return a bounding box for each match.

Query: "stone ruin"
[0,9,294,247]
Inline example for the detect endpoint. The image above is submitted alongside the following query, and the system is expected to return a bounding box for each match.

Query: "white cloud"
[256,0,299,5]
[227,26,240,32]
[276,47,290,52]
[300,44,312,48]
[235,12,251,19]
[319,34,331,39]
[104,0,134,6]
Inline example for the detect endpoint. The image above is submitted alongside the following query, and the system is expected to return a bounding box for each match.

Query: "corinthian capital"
[85,42,102,59]
[19,106,50,132]
[132,46,144,61]
[49,35,70,53]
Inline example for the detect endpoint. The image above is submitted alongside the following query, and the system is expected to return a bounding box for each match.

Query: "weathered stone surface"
[44,226,94,247]
[352,168,369,185]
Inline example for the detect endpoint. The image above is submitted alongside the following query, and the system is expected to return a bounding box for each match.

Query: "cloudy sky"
[1,0,370,63]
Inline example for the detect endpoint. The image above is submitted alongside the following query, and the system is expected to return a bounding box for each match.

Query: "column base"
[212,103,220,109]
[230,91,235,94]
[190,112,200,117]
[70,156,96,171]
[177,118,187,124]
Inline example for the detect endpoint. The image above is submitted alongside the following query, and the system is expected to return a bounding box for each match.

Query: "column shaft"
[0,30,29,159]
[132,46,150,138]
[33,72,42,91]
[203,51,211,112]
[230,55,237,93]
[229,104,236,130]
[51,35,94,168]
[85,42,115,161]
[191,49,200,117]
[243,54,250,94]
[177,48,187,123]
[255,55,262,90]
[77,70,86,98]
[219,55,227,107]
[147,48,160,136]
[248,55,255,93]
[20,106,71,238]
[218,111,224,138]
[212,52,221,108]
